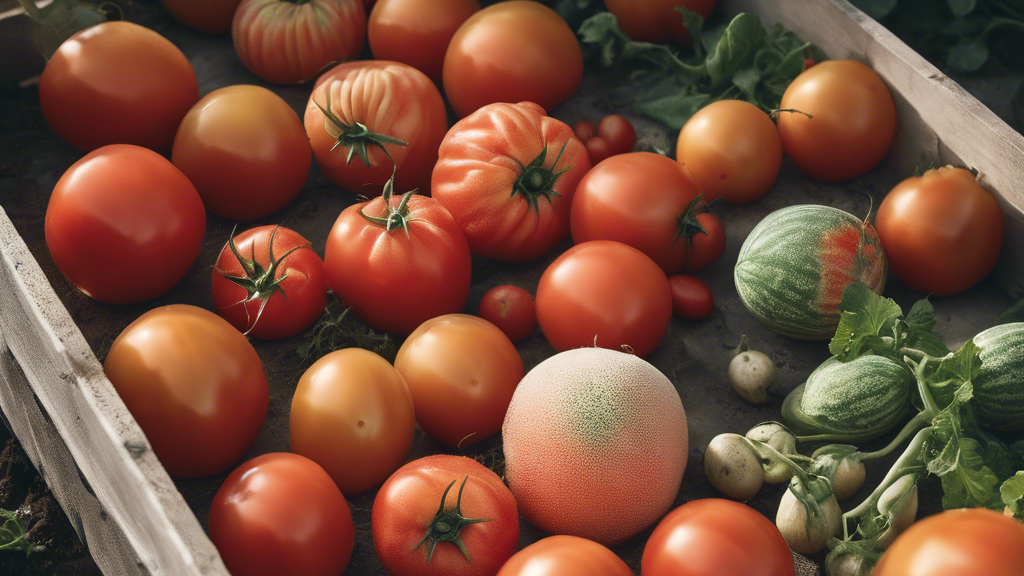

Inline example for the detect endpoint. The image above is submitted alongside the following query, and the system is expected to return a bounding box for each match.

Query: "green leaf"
[706,13,767,88]
[539,0,605,31]
[1002,471,1024,519]
[947,0,978,18]
[946,37,989,72]
[635,91,713,130]
[905,298,937,333]
[829,282,904,360]
[676,7,706,59]
[904,298,951,356]
[732,69,763,100]
[19,0,106,60]
[0,508,43,556]
[849,0,900,19]
[927,340,981,410]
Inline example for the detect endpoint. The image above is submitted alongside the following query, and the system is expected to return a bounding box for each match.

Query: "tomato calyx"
[676,195,709,244]
[511,142,572,212]
[414,475,491,564]
[359,175,419,236]
[314,91,409,168]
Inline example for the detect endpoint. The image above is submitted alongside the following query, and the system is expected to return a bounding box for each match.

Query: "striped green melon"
[973,323,1024,430]
[734,205,887,340]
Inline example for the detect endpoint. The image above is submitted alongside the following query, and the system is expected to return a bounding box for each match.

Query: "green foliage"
[0,508,43,556]
[296,301,394,363]
[17,0,107,60]
[1001,471,1024,519]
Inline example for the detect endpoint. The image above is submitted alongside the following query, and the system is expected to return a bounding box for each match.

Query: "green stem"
[743,437,814,485]
[912,356,942,417]
[859,411,932,461]
[981,17,1024,39]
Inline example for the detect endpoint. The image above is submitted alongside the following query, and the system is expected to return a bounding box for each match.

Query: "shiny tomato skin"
[232,0,365,84]
[573,120,598,142]
[641,499,795,576]
[210,453,354,576]
[497,535,633,576]
[394,314,525,447]
[443,1,583,118]
[873,508,1024,576]
[211,225,327,340]
[368,0,480,82]
[290,348,415,494]
[874,166,1004,296]
[570,152,703,274]
[432,101,591,262]
[103,305,269,478]
[604,0,717,44]
[536,240,673,358]
[172,85,310,221]
[585,136,614,165]
[160,0,243,33]
[778,60,897,182]
[478,285,537,342]
[306,60,447,197]
[598,114,637,155]
[39,21,198,151]
[45,144,206,305]
[683,212,726,273]
[669,275,714,320]
[373,455,519,576]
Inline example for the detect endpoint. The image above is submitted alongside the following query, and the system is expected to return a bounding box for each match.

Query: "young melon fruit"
[501,347,688,546]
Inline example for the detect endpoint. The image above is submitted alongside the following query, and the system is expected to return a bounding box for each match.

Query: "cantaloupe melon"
[501,347,688,545]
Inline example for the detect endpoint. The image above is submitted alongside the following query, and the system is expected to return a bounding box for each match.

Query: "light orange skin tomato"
[103,305,269,478]
[159,0,243,33]
[232,0,366,84]
[172,85,311,221]
[290,349,415,495]
[676,100,782,203]
[443,1,583,118]
[39,21,198,152]
[497,535,633,576]
[777,60,897,182]
[368,0,480,82]
[394,315,525,447]
[874,166,1004,296]
[604,0,717,45]
[305,60,447,197]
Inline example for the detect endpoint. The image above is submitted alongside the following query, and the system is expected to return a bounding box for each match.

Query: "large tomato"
[103,305,269,478]
[159,0,243,33]
[641,499,795,576]
[874,166,1004,296]
[432,101,591,262]
[604,0,717,44]
[211,225,327,340]
[45,145,206,305]
[777,60,897,182]
[210,453,354,576]
[323,182,472,335]
[570,152,704,274]
[497,536,632,576]
[368,0,480,82]
[39,21,198,151]
[172,85,311,221]
[305,60,447,197]
[873,508,1024,576]
[443,1,582,118]
[373,455,519,576]
[232,0,366,84]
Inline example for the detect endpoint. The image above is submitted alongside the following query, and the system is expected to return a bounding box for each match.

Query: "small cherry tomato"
[597,114,637,155]
[497,535,633,576]
[586,137,614,165]
[478,285,537,342]
[668,275,714,320]
[683,212,726,273]
[573,120,598,142]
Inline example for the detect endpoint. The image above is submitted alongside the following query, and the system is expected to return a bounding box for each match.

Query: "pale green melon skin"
[974,322,1024,430]
[800,355,913,433]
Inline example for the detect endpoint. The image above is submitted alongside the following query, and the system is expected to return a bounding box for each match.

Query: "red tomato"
[103,305,269,478]
[211,225,327,340]
[305,60,447,197]
[443,1,583,117]
[173,85,311,221]
[669,275,714,320]
[478,285,537,342]
[210,453,354,576]
[778,60,897,182]
[45,145,206,305]
[290,348,415,494]
[573,120,598,142]
[683,212,726,272]
[598,114,637,155]
[373,455,519,576]
[323,184,472,335]
[536,240,673,358]
[585,137,614,165]
[232,0,365,84]
[641,499,795,576]
[873,508,1024,576]
[497,536,633,576]
[676,100,782,203]
[39,21,198,151]
[432,101,591,262]
[604,0,717,44]
[394,314,524,446]
[570,152,704,274]
[159,0,243,33]
[368,0,480,82]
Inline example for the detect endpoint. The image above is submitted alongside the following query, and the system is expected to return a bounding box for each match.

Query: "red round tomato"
[290,348,415,494]
[394,314,524,447]
[478,285,537,342]
[373,455,519,576]
[232,0,366,84]
[368,0,480,82]
[778,60,897,182]
[669,275,714,320]
[641,499,795,576]
[160,0,243,33]
[875,166,1003,296]
[497,535,633,576]
[443,1,583,117]
[573,120,598,143]
[570,152,704,274]
[323,185,471,335]
[103,305,269,478]
[873,508,1024,576]
[683,211,726,273]
[604,0,717,44]
[211,225,327,340]
[536,240,673,358]
[598,114,637,155]
[585,137,614,165]
[45,144,206,305]
[39,21,198,151]
[676,99,782,203]
[210,453,354,576]
[305,60,447,197]
[432,101,591,262]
